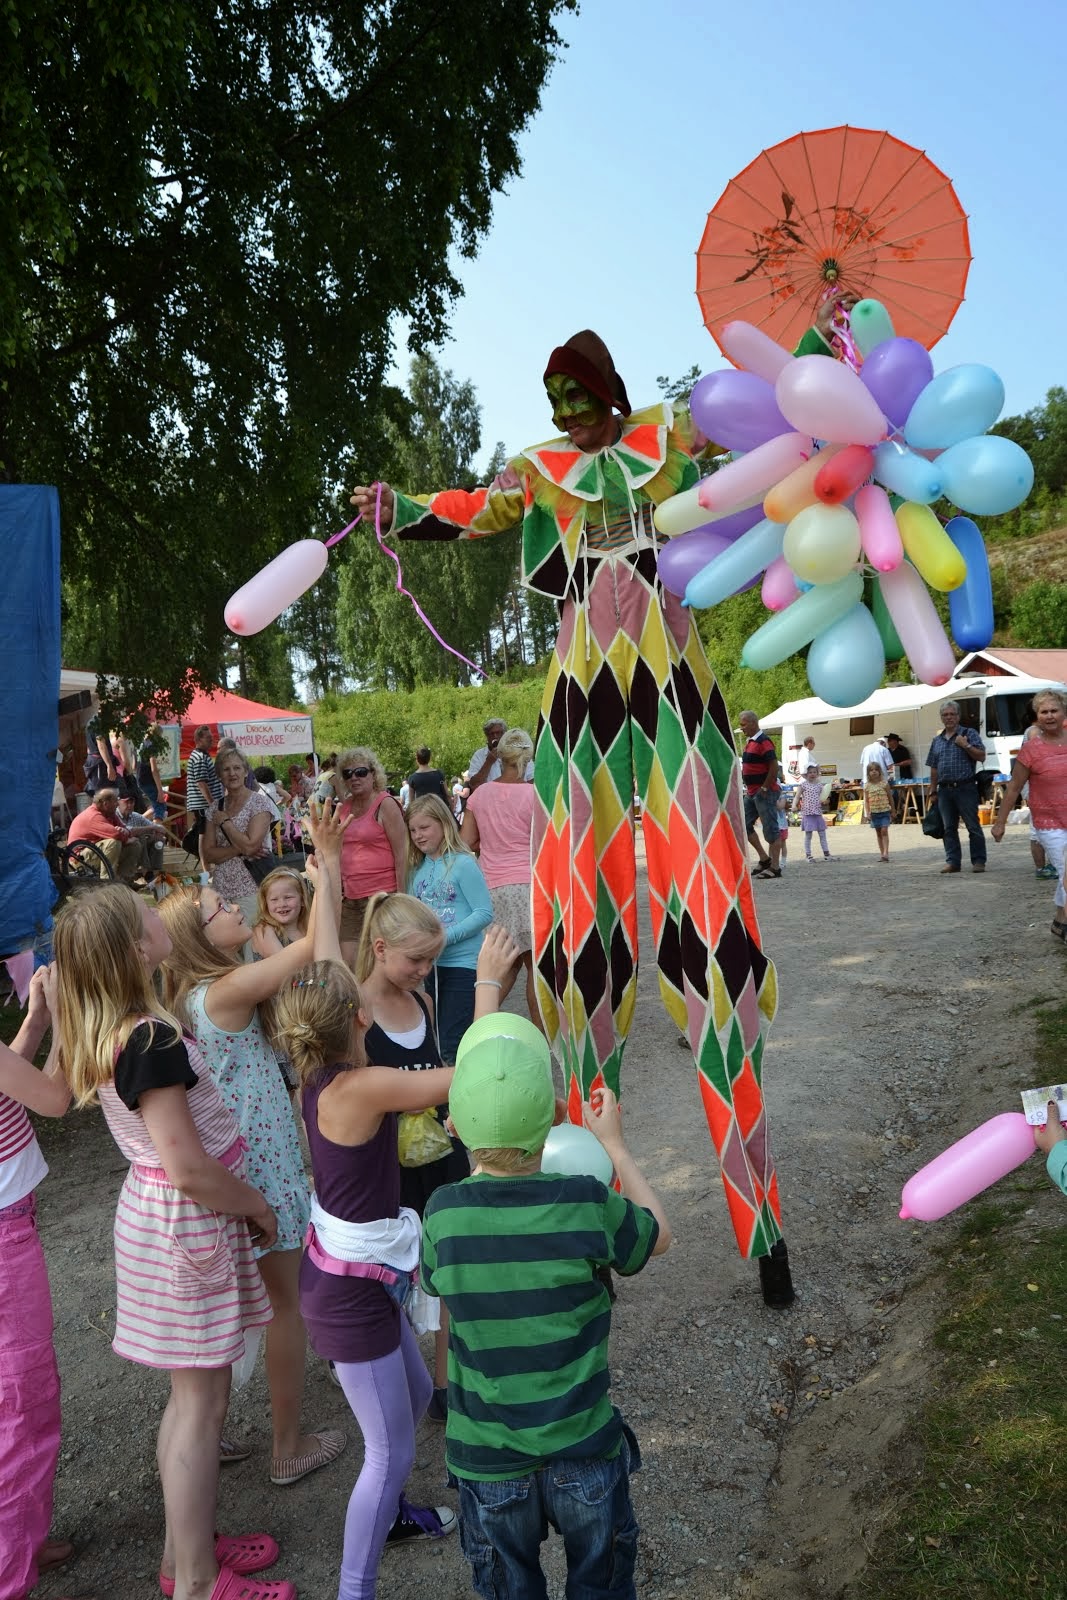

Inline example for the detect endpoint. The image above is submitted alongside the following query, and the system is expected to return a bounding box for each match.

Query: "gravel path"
[32,821,1054,1599]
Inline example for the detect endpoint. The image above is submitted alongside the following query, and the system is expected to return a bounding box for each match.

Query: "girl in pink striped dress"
[53,886,297,1600]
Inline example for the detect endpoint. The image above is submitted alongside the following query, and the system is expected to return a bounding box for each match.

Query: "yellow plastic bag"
[397,1108,453,1168]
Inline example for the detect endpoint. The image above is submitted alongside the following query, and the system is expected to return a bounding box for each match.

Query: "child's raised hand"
[1034,1101,1067,1155]
[27,963,51,1020]
[476,923,520,984]
[305,797,349,860]
[582,1086,625,1156]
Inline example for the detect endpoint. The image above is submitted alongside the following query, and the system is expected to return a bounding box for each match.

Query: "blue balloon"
[937,436,1035,516]
[872,440,942,503]
[805,603,886,707]
[945,517,993,651]
[683,518,785,609]
[904,364,1005,450]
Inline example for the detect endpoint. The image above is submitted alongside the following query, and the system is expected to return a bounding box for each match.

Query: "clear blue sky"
[394,0,1067,476]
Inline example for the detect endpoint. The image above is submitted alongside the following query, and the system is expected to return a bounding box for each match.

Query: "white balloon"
[541,1123,614,1185]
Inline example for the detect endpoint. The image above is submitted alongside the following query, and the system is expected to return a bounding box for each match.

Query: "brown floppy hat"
[544,330,632,417]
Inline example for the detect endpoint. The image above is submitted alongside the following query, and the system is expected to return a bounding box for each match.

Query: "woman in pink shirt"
[337,748,408,969]
[991,689,1067,941]
[460,728,541,1028]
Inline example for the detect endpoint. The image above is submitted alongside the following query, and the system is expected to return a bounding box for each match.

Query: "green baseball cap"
[449,1014,556,1153]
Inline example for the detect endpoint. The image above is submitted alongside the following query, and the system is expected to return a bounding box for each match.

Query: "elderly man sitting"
[117,793,169,882]
[66,788,143,883]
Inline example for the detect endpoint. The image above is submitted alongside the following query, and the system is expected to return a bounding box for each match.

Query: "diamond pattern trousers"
[531,549,783,1257]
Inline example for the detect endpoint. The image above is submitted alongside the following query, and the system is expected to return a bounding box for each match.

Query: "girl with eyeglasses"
[336,747,408,971]
[158,804,350,1493]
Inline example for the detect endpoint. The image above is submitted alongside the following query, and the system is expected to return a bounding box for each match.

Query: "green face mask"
[545,373,608,434]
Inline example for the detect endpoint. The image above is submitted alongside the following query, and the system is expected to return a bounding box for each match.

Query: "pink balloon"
[761,555,800,612]
[899,1113,1036,1221]
[657,528,733,599]
[225,540,329,636]
[855,484,904,572]
[719,320,795,384]
[775,356,889,446]
[878,562,954,685]
[697,432,812,516]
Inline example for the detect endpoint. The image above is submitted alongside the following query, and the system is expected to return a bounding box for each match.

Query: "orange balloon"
[764,444,842,524]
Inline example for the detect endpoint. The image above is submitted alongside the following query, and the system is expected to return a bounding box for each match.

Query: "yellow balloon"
[895,502,967,592]
[782,503,861,584]
[763,444,842,523]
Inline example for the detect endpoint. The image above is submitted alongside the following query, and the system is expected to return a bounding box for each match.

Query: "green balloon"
[850,299,896,358]
[741,572,863,671]
[870,575,906,662]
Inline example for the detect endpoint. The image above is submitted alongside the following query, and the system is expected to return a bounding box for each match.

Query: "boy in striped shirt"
[421,1014,671,1599]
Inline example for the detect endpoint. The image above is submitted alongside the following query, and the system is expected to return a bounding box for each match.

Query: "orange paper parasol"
[697,126,971,356]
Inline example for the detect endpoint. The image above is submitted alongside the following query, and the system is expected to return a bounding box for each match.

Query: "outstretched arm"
[350,464,526,544]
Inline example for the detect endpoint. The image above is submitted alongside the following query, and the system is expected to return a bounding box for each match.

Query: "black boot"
[758,1238,795,1308]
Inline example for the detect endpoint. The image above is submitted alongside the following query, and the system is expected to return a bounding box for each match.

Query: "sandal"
[269,1427,346,1486]
[220,1436,252,1465]
[160,1534,280,1596]
[209,1569,296,1600]
[1051,921,1067,943]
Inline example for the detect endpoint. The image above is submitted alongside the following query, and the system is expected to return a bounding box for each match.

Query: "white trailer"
[760,670,1067,785]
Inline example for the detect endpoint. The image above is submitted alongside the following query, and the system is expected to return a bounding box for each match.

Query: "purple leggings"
[333,1316,432,1599]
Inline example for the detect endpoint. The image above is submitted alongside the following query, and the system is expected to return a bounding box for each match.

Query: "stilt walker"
[350,330,795,1303]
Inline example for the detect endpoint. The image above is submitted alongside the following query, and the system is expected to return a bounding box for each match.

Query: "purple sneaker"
[385,1495,457,1546]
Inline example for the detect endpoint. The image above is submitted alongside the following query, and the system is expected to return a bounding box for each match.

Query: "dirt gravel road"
[32,821,1054,1600]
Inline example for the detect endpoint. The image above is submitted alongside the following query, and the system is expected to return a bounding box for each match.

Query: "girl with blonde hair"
[251,868,312,960]
[406,794,492,1063]
[52,884,293,1600]
[336,746,407,969]
[158,803,349,1490]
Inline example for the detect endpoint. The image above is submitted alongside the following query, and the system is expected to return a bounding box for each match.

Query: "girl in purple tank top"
[273,922,520,1598]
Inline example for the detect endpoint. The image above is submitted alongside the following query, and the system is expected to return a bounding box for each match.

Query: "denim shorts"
[743,788,780,842]
[455,1424,641,1599]
[869,812,891,830]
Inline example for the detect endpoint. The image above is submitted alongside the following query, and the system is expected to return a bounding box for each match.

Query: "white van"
[761,671,1067,785]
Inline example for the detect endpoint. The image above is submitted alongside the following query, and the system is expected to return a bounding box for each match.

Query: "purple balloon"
[860,338,934,430]
[688,502,766,543]
[689,370,791,453]
[657,516,763,599]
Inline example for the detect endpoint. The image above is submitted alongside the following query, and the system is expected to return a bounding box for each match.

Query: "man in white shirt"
[859,737,894,785]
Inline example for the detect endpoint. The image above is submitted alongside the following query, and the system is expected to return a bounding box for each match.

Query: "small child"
[422,1019,671,1598]
[251,867,312,959]
[864,762,893,862]
[797,765,833,862]
[776,790,790,867]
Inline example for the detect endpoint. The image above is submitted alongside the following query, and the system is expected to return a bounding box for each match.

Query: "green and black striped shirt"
[421,1170,658,1481]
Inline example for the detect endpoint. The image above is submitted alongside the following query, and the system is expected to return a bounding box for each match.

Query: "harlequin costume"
[387,332,790,1284]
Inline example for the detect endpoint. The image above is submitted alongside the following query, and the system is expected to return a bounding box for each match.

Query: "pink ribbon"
[323,484,486,681]
[820,286,862,372]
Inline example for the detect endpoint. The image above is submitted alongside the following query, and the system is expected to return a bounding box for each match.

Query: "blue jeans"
[743,788,780,843]
[937,781,987,868]
[455,1428,641,1600]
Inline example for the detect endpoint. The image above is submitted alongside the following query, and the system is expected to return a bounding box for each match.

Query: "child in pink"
[797,766,833,861]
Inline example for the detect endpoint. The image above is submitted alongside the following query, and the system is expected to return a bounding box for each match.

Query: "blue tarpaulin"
[0,485,61,955]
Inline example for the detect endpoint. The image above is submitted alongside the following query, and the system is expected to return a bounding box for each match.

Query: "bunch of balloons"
[655,300,1036,707]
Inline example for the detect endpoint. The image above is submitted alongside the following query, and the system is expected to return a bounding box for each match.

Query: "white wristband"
[474,979,502,989]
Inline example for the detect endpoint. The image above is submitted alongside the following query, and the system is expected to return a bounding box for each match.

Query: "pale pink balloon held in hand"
[899,1113,1036,1222]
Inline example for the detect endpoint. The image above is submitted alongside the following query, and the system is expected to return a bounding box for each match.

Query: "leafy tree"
[656,364,703,403]
[1,0,575,726]
[1010,581,1067,649]
[336,354,521,688]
